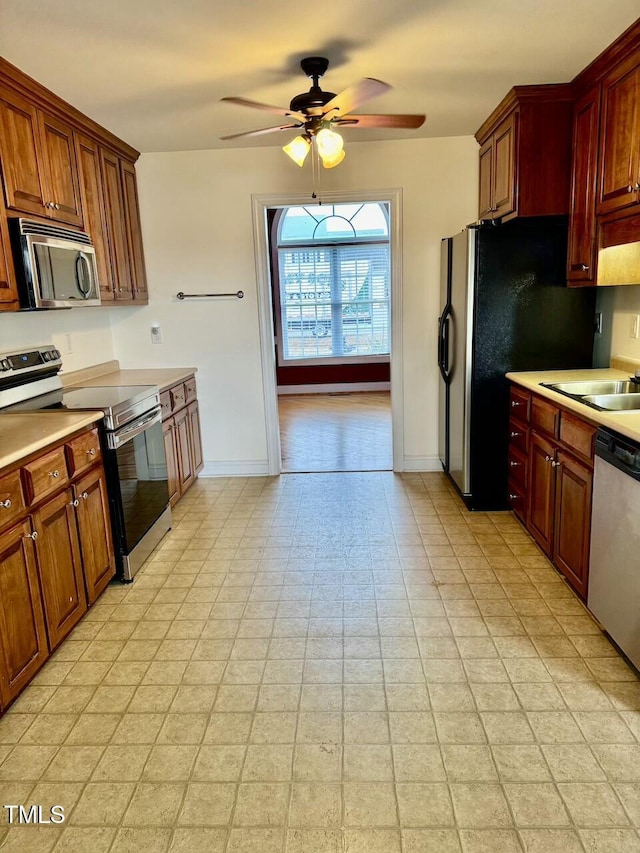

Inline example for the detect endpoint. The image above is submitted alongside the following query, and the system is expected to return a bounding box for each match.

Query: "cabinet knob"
[634,183,640,192]
[0,499,11,509]
[510,431,521,438]
[54,203,60,210]
[508,493,520,501]
[551,460,561,468]
[24,531,38,541]
[68,498,79,508]
[87,448,96,457]
[80,492,89,500]
[509,460,521,468]
[49,470,60,478]
[511,400,522,408]
[544,455,552,462]
[580,264,590,271]
[628,185,634,193]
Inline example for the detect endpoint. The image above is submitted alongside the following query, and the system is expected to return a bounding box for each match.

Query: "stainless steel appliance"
[438,217,596,510]
[10,219,100,309]
[588,428,640,669]
[0,345,171,581]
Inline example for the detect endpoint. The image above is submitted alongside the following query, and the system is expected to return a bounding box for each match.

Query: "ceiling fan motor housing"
[290,57,336,114]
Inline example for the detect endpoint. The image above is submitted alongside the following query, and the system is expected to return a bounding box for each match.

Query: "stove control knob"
[41,351,51,362]
[0,358,10,371]
[51,349,61,360]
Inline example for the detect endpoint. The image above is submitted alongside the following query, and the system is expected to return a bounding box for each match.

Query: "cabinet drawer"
[507,444,528,489]
[170,383,186,413]
[508,478,527,523]
[66,428,101,476]
[160,391,171,420]
[509,420,528,454]
[22,447,69,504]
[559,412,596,463]
[531,396,560,438]
[185,377,197,405]
[0,470,26,530]
[509,386,531,423]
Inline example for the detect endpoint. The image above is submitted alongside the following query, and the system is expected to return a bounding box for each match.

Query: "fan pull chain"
[311,136,322,204]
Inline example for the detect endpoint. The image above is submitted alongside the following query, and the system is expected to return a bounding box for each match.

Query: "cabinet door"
[74,467,116,605]
[187,400,204,475]
[567,88,600,284]
[553,450,592,599]
[162,418,180,507]
[0,86,48,216]
[100,147,132,301]
[527,432,556,556]
[174,408,195,495]
[32,489,87,650]
[38,112,83,226]
[492,113,517,218]
[121,160,148,301]
[0,202,18,308]
[478,138,493,219]
[597,56,640,215]
[0,520,48,708]
[76,133,114,300]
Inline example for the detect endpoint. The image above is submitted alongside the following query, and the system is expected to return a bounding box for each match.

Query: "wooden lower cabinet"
[74,468,116,604]
[553,450,592,599]
[32,489,87,651]
[527,432,557,555]
[161,378,204,506]
[0,521,49,708]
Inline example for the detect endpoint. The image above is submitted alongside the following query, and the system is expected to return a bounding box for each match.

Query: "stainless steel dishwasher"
[588,427,640,669]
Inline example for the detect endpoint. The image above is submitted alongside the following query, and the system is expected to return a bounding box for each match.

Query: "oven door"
[28,235,100,308]
[105,407,170,565]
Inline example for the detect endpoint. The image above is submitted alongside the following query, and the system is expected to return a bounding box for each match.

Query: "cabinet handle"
[508,493,520,501]
[628,185,634,193]
[48,470,60,478]
[544,455,552,462]
[87,448,96,457]
[510,431,521,438]
[580,264,590,271]
[0,499,11,509]
[509,460,521,468]
[54,203,60,210]
[68,498,79,508]
[634,183,640,192]
[511,400,522,408]
[24,531,38,541]
[80,492,89,500]
[551,460,561,468]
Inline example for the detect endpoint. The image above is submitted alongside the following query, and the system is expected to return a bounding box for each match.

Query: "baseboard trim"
[199,460,271,477]
[278,382,391,395]
[402,455,443,472]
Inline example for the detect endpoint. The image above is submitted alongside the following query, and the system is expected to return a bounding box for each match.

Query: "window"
[275,203,391,362]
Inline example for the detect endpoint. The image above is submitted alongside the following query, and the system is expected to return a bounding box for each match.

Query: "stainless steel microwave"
[11,218,101,309]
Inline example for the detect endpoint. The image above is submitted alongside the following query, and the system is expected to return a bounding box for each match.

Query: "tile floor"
[0,471,639,853]
[278,392,392,472]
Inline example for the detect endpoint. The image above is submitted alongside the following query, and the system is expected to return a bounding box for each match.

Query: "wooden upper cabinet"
[100,147,132,301]
[0,86,83,226]
[475,86,572,222]
[37,111,83,226]
[76,134,114,300]
[121,160,148,300]
[0,86,48,216]
[567,87,601,284]
[597,49,640,216]
[0,193,17,308]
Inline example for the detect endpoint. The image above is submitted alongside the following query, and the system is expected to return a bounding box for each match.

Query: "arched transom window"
[275,202,391,362]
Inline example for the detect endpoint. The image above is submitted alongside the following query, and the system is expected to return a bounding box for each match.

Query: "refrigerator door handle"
[439,306,452,381]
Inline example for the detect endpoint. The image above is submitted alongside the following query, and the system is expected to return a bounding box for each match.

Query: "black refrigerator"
[438,216,596,511]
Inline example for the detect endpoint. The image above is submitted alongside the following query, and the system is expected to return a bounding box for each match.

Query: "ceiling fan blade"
[322,78,391,118]
[336,113,426,129]
[221,96,307,122]
[220,124,301,141]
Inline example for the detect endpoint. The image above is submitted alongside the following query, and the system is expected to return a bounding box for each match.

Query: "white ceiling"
[0,0,638,154]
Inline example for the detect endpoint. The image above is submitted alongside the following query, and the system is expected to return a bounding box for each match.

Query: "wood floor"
[278,392,392,473]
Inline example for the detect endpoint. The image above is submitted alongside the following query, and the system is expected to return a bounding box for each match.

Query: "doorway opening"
[252,189,404,475]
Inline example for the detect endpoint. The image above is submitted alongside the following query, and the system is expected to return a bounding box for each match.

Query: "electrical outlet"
[150,324,163,345]
[632,315,640,339]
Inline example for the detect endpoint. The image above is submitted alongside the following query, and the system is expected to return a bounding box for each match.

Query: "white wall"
[607,285,640,363]
[0,308,114,374]
[109,136,478,473]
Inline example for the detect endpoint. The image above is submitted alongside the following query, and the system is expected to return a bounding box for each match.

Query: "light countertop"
[65,367,197,393]
[507,367,640,442]
[0,412,104,470]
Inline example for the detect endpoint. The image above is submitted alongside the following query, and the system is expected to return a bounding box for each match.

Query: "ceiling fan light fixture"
[320,148,346,169]
[283,135,311,166]
[316,126,344,159]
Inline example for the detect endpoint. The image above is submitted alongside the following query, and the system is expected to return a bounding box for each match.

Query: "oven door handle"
[107,407,162,450]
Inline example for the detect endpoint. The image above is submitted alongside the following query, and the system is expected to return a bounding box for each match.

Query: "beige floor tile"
[481,712,534,744]
[401,828,462,852]
[343,782,399,826]
[518,829,583,852]
[232,782,289,826]
[441,746,497,782]
[111,713,165,744]
[449,783,512,828]
[43,745,104,781]
[0,745,57,781]
[51,826,116,853]
[558,782,630,827]
[342,828,402,851]
[296,713,342,744]
[285,828,342,852]
[0,826,63,853]
[434,713,486,744]
[396,782,454,827]
[542,744,606,782]
[143,745,198,781]
[503,783,569,827]
[226,827,284,852]
[70,782,135,825]
[110,827,172,852]
[204,714,253,744]
[242,744,293,781]
[344,744,394,781]
[393,744,446,782]
[289,783,342,827]
[526,712,584,743]
[92,744,151,781]
[344,712,389,744]
[293,744,342,782]
[178,782,236,826]
[168,827,227,853]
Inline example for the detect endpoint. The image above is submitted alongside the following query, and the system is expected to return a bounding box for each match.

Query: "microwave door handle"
[75,252,93,299]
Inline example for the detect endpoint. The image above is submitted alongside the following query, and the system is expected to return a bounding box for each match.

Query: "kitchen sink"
[581,393,640,411]
[544,380,640,396]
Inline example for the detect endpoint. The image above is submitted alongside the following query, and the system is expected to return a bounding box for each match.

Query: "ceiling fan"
[220,57,426,168]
